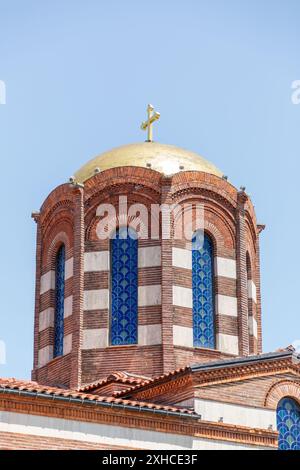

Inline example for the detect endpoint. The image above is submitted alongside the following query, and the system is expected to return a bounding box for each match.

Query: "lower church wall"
[0,411,273,450]
[194,398,276,430]
[194,374,292,409]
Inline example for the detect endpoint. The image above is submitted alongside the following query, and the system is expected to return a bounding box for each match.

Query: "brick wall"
[32,167,262,387]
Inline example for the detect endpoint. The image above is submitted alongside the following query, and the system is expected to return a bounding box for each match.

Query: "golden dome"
[74,142,223,183]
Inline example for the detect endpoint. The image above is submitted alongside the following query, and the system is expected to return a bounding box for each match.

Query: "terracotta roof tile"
[113,366,190,397]
[0,377,195,416]
[79,371,151,393]
[112,350,299,399]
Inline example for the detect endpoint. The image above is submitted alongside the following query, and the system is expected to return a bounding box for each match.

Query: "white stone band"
[215,294,238,317]
[83,290,109,311]
[248,280,257,303]
[82,328,108,349]
[138,285,161,307]
[138,324,162,345]
[173,286,192,309]
[39,308,54,332]
[249,316,258,338]
[215,257,237,279]
[138,246,161,268]
[173,325,193,348]
[64,295,73,318]
[217,333,239,355]
[172,247,192,270]
[84,251,109,272]
[63,334,72,355]
[65,257,74,280]
[40,271,55,295]
[38,345,53,368]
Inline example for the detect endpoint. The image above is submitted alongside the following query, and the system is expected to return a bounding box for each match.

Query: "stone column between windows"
[161,177,175,373]
[31,212,42,379]
[70,187,85,389]
[236,191,249,356]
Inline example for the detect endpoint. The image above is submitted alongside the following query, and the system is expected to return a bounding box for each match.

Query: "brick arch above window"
[85,196,160,242]
[170,172,238,210]
[175,205,236,253]
[265,380,300,409]
[171,198,235,252]
[43,225,73,271]
[40,200,74,233]
[83,166,162,197]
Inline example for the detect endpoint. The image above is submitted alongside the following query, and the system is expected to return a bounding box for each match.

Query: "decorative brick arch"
[46,231,72,267]
[265,380,300,408]
[86,193,160,242]
[172,201,235,254]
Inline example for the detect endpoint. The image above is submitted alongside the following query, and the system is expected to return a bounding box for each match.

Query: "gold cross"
[141,104,160,142]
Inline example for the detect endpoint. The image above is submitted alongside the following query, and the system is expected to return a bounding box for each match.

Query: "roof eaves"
[191,351,293,372]
[0,385,198,419]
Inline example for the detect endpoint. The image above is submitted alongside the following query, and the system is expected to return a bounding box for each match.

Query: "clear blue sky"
[1,0,299,379]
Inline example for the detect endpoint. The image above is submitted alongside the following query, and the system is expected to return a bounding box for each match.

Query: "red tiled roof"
[79,371,151,392]
[113,367,190,397]
[112,350,299,398]
[0,378,195,416]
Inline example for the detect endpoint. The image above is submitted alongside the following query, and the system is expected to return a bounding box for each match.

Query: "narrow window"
[192,232,215,348]
[110,227,138,345]
[54,245,65,357]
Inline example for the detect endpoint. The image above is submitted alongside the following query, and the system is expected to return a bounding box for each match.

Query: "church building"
[0,106,299,450]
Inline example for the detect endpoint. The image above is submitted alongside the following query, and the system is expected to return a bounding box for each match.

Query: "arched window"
[110,227,138,345]
[192,231,215,349]
[277,398,300,450]
[54,245,65,357]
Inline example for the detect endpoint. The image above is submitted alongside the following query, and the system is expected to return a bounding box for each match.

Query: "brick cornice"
[170,171,238,204]
[0,393,277,448]
[133,375,193,401]
[83,167,162,198]
[193,359,300,385]
[120,357,300,401]
[171,186,237,217]
[257,224,266,234]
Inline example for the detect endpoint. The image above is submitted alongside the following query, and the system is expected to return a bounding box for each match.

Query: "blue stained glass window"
[110,227,138,345]
[277,398,300,450]
[54,245,65,357]
[192,232,215,349]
